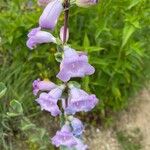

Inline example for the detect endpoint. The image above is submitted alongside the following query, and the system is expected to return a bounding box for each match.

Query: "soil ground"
[86,87,150,150]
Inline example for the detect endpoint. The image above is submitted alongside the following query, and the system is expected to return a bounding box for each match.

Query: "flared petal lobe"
[36,86,63,116]
[57,46,95,82]
[65,87,98,114]
[27,27,56,49]
[39,0,63,30]
[52,124,77,147]
[33,79,56,95]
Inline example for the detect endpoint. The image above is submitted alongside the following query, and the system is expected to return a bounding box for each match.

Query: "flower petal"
[39,0,63,30]
[27,27,56,49]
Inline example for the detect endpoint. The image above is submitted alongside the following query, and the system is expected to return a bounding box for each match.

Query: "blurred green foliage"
[0,0,149,117]
[0,83,54,149]
[0,0,149,149]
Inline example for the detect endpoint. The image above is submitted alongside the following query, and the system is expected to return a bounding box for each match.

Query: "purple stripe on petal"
[60,26,69,42]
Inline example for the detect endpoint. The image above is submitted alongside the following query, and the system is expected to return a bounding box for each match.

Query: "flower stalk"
[63,0,70,44]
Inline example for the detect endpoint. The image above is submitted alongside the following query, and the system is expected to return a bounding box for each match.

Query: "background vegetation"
[0,0,149,149]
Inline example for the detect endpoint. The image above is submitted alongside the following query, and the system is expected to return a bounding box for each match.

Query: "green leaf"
[83,33,90,48]
[87,46,105,53]
[122,23,135,48]
[128,0,141,10]
[112,86,121,99]
[20,117,36,131]
[55,51,63,62]
[7,100,23,117]
[68,81,81,89]
[60,146,73,150]
[0,82,7,98]
[82,76,90,92]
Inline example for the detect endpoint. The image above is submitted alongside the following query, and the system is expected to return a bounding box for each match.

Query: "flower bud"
[37,0,51,7]
[60,26,69,43]
[39,0,63,30]
[76,0,98,8]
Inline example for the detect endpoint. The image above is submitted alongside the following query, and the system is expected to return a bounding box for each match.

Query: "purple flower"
[60,26,69,42]
[26,27,56,49]
[76,0,98,7]
[33,79,56,96]
[36,86,63,116]
[71,117,84,136]
[57,46,95,82]
[52,124,77,147]
[38,0,51,7]
[71,138,88,150]
[65,87,98,114]
[39,0,63,30]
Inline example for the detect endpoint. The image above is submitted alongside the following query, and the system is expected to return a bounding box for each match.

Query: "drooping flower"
[52,124,77,147]
[39,0,63,30]
[36,86,64,116]
[33,79,56,96]
[65,87,98,114]
[26,27,56,49]
[76,0,98,8]
[70,117,84,136]
[60,26,69,43]
[57,46,95,82]
[38,0,51,7]
[71,138,88,150]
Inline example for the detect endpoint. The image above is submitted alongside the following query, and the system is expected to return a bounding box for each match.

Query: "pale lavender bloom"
[52,124,77,147]
[26,27,56,49]
[39,0,63,30]
[36,87,63,116]
[38,0,52,7]
[57,46,95,82]
[65,87,98,114]
[71,117,84,136]
[60,26,69,42]
[76,0,98,8]
[33,79,56,96]
[71,138,88,150]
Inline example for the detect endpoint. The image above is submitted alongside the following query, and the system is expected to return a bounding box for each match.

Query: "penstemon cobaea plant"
[26,0,99,149]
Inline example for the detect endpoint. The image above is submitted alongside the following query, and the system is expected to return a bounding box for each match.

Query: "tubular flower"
[52,124,77,147]
[39,0,63,30]
[65,87,98,114]
[36,86,63,116]
[70,117,84,136]
[71,138,88,150]
[26,27,56,49]
[76,0,98,8]
[38,0,51,7]
[33,79,56,96]
[57,46,95,82]
[60,26,69,42]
